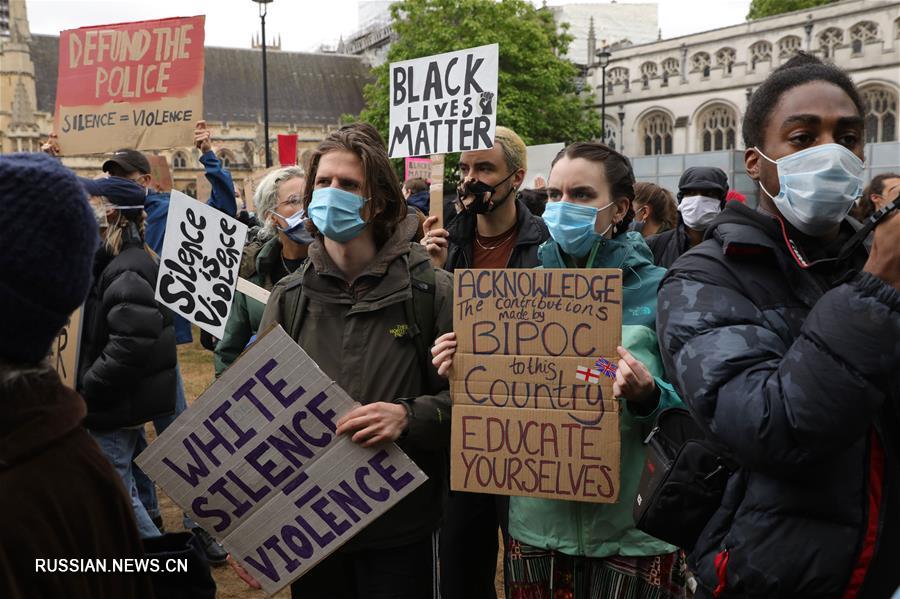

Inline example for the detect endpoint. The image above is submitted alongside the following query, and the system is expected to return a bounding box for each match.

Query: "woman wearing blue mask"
[214,166,309,375]
[432,142,687,599]
[656,52,900,598]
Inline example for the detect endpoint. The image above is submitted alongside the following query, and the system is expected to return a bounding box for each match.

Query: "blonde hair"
[104,208,151,257]
[494,126,527,176]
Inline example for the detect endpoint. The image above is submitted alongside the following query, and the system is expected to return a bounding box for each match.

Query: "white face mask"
[678,195,721,230]
[755,143,864,236]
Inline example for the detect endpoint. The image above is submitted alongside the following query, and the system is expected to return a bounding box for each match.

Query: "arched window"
[778,35,801,58]
[640,62,657,89]
[243,141,256,169]
[849,21,878,54]
[602,116,619,151]
[608,67,630,92]
[861,85,898,143]
[661,57,679,86]
[640,111,674,156]
[749,41,772,70]
[715,47,736,75]
[818,27,843,59]
[697,104,738,152]
[183,183,197,199]
[172,151,188,169]
[217,149,236,168]
[691,52,711,77]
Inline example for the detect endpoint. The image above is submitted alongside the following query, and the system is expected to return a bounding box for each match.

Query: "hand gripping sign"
[136,326,427,595]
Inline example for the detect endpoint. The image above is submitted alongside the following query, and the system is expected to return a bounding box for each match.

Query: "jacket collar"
[448,196,547,248]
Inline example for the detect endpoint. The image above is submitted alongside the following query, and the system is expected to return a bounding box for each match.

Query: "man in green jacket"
[214,166,307,375]
[256,123,453,599]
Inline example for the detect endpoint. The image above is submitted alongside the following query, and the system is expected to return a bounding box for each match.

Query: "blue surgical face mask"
[308,187,368,243]
[755,143,864,236]
[270,207,314,246]
[543,200,614,258]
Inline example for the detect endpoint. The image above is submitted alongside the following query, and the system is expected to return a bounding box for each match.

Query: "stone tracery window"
[691,51,711,77]
[861,85,898,143]
[640,111,673,156]
[172,151,188,169]
[849,21,878,54]
[778,35,801,58]
[818,27,844,59]
[749,41,772,69]
[715,47,736,75]
[698,104,738,151]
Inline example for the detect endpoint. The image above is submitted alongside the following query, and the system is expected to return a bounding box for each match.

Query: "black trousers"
[439,491,508,599]
[289,532,440,599]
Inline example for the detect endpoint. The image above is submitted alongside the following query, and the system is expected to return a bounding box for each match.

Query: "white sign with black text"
[389,44,499,158]
[155,190,247,338]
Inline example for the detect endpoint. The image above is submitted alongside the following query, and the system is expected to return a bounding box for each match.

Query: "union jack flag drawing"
[593,357,618,379]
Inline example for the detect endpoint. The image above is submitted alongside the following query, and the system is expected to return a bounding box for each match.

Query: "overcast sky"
[25,0,752,53]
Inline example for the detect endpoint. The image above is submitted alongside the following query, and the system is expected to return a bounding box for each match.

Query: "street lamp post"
[596,48,611,142]
[252,0,274,168]
[617,104,625,153]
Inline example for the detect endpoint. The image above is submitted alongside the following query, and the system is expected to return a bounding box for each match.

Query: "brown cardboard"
[147,154,173,192]
[56,17,205,155]
[450,405,621,502]
[450,268,623,503]
[242,166,283,212]
[135,326,427,595]
[47,306,83,389]
[195,173,211,202]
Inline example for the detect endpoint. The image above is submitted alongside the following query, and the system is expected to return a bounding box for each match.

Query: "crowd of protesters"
[1,51,898,599]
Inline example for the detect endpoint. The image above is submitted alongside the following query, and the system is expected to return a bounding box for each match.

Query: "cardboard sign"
[523,143,564,189]
[48,307,83,389]
[388,44,498,158]
[237,277,271,306]
[148,154,173,192]
[429,154,445,227]
[135,326,427,595]
[450,268,623,503]
[195,173,212,202]
[155,190,248,338]
[404,157,432,182]
[242,166,282,212]
[56,16,205,155]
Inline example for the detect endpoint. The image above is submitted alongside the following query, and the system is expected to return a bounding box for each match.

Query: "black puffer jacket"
[645,221,691,268]
[444,196,549,271]
[656,202,899,598]
[78,236,177,430]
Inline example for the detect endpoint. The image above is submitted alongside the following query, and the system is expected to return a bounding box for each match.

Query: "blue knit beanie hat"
[0,153,98,363]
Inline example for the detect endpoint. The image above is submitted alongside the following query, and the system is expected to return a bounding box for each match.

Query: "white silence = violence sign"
[154,190,247,338]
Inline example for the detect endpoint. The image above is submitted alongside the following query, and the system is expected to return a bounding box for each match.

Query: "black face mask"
[456,170,516,214]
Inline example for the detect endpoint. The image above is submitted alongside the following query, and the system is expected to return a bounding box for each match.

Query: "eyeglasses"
[276,194,303,208]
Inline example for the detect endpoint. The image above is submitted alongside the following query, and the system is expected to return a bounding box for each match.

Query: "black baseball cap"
[102,149,151,175]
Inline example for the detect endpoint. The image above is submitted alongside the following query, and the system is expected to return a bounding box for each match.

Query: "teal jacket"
[507,231,682,558]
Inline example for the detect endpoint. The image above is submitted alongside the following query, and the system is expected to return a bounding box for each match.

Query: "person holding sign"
[0,153,154,598]
[214,166,309,375]
[255,123,453,598]
[76,174,177,539]
[432,143,687,599]
[656,53,900,599]
[422,126,549,272]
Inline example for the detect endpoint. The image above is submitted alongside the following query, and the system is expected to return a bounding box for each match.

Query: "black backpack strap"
[282,261,312,339]
[404,254,437,388]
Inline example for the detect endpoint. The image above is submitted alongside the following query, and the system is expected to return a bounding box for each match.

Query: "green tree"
[747,0,836,20]
[357,0,601,169]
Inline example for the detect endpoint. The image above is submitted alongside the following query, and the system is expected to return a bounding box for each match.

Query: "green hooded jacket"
[507,231,682,558]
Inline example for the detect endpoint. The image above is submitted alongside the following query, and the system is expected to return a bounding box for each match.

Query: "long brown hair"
[303,123,406,247]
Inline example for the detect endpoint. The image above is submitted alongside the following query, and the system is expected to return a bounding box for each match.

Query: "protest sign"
[155,190,247,338]
[450,268,623,503]
[429,154,445,227]
[56,16,205,155]
[242,166,282,212]
[147,154,173,192]
[48,307,83,389]
[388,44,498,158]
[237,277,271,306]
[404,157,432,182]
[136,326,427,595]
[523,143,564,189]
[278,134,299,166]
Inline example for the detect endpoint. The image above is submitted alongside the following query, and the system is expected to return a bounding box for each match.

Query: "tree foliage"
[747,0,836,20]
[357,0,601,160]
